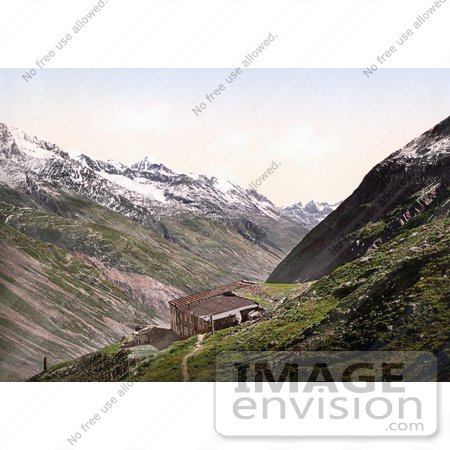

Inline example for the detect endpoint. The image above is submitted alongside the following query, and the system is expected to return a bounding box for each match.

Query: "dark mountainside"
[268,114,450,283]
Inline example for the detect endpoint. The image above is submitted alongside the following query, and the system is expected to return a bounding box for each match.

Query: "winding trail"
[182,334,204,382]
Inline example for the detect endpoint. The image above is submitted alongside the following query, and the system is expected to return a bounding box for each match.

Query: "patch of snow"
[99,172,167,203]
[66,148,84,159]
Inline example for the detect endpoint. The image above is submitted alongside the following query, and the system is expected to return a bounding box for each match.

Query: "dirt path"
[182,334,204,382]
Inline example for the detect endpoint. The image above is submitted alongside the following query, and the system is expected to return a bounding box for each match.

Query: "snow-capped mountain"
[0,122,284,220]
[0,122,336,229]
[74,152,285,219]
[283,200,342,227]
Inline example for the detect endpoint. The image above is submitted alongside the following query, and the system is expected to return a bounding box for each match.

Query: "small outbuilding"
[130,325,182,350]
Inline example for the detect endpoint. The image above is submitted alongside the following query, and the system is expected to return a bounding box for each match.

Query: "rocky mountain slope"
[268,114,450,283]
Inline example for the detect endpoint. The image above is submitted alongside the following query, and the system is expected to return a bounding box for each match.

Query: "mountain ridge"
[268,113,450,283]
[282,200,342,226]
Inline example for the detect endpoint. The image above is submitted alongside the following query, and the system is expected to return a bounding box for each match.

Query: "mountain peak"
[0,121,336,229]
[391,114,450,162]
[131,155,166,171]
[282,200,341,227]
[0,122,68,162]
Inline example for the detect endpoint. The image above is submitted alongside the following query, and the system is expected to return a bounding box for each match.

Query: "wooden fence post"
[210,314,214,335]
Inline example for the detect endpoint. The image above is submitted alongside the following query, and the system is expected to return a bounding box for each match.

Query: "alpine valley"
[0,122,338,381]
[26,114,450,383]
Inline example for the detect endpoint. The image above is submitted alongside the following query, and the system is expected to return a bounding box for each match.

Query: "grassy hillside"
[1,179,306,381]
[0,201,236,295]
[0,220,163,381]
[28,339,159,382]
[32,209,450,383]
[0,177,306,283]
[0,184,242,381]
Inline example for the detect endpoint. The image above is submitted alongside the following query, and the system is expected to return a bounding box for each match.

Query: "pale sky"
[1,68,449,206]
